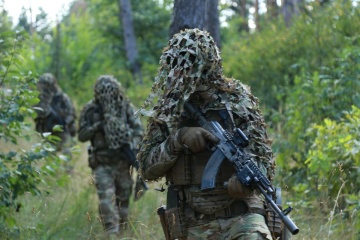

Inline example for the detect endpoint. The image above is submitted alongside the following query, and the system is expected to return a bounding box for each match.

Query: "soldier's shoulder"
[231,79,252,95]
[55,91,69,99]
[81,100,99,112]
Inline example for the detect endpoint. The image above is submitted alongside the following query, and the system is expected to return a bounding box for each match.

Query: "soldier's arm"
[137,119,181,181]
[61,93,76,125]
[77,101,101,142]
[234,83,275,180]
[34,93,52,119]
[62,93,77,136]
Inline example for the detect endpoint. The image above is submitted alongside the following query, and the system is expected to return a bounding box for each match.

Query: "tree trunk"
[54,20,61,81]
[206,0,221,48]
[169,0,221,47]
[267,0,279,19]
[169,0,207,38]
[255,0,260,31]
[118,0,142,84]
[282,0,303,27]
[239,0,249,32]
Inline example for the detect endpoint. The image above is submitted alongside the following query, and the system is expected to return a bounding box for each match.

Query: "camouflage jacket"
[78,99,144,151]
[138,83,275,216]
[138,83,275,182]
[35,91,77,136]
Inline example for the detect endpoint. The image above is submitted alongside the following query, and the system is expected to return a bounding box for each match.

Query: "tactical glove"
[178,127,219,153]
[226,174,253,199]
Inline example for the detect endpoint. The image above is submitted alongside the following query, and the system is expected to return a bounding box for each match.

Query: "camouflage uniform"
[34,73,77,154]
[78,75,144,234]
[137,29,275,240]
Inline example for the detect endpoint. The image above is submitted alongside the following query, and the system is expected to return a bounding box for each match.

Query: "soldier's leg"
[114,160,133,224]
[187,214,272,240]
[187,220,224,239]
[224,214,273,240]
[94,165,119,234]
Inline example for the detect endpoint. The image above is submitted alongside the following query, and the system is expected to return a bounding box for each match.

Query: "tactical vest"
[164,110,262,239]
[85,102,132,168]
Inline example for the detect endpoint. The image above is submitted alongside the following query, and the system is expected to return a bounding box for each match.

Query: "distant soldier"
[78,75,145,235]
[34,73,77,155]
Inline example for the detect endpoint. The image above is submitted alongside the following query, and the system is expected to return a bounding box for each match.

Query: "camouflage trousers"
[93,160,133,234]
[186,214,273,240]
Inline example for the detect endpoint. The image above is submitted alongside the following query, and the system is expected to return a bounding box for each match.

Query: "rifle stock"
[184,101,299,235]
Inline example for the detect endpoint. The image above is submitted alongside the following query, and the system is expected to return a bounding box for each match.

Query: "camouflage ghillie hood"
[94,75,130,149]
[37,73,60,93]
[138,28,236,126]
[37,73,60,100]
[137,29,275,181]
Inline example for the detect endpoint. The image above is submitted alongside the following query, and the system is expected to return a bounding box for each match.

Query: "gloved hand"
[226,175,253,199]
[178,127,219,153]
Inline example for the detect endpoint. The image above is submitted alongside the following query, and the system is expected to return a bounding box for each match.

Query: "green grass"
[5,143,165,240]
[2,142,358,240]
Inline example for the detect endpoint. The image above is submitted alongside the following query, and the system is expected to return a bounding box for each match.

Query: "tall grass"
[284,182,358,240]
[9,143,164,240]
[4,143,358,240]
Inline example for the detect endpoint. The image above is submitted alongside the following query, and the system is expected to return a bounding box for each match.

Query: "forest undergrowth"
[3,142,356,240]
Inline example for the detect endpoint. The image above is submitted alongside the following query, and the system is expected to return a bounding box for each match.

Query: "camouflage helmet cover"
[94,75,130,149]
[37,73,59,95]
[138,28,235,123]
[137,29,276,181]
[94,75,125,103]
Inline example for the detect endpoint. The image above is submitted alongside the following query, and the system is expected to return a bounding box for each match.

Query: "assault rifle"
[184,101,299,235]
[123,146,149,201]
[47,107,67,131]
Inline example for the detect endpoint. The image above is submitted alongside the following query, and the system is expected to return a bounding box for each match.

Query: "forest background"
[0,0,359,239]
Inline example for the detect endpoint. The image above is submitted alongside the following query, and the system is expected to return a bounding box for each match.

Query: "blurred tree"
[86,0,171,84]
[169,0,221,45]
[0,7,13,71]
[239,0,249,32]
[207,0,221,48]
[169,0,207,37]
[52,21,61,80]
[254,0,259,30]
[117,0,142,83]
[220,0,252,33]
[267,0,279,19]
[16,7,51,38]
[282,0,304,27]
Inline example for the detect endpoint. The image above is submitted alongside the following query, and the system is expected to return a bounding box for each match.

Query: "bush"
[0,29,65,233]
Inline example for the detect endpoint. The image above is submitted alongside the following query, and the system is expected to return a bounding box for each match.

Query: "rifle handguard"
[184,101,300,235]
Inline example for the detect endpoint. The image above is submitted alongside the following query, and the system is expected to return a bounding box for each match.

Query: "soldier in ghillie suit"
[34,73,77,155]
[137,29,275,239]
[78,75,144,235]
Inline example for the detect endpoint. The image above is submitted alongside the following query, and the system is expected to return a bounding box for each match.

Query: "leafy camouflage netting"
[138,28,237,126]
[94,75,130,149]
[37,73,59,101]
[137,28,275,180]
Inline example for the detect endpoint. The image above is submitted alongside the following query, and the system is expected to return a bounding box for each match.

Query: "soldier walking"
[137,29,276,240]
[34,73,77,156]
[78,75,144,235]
